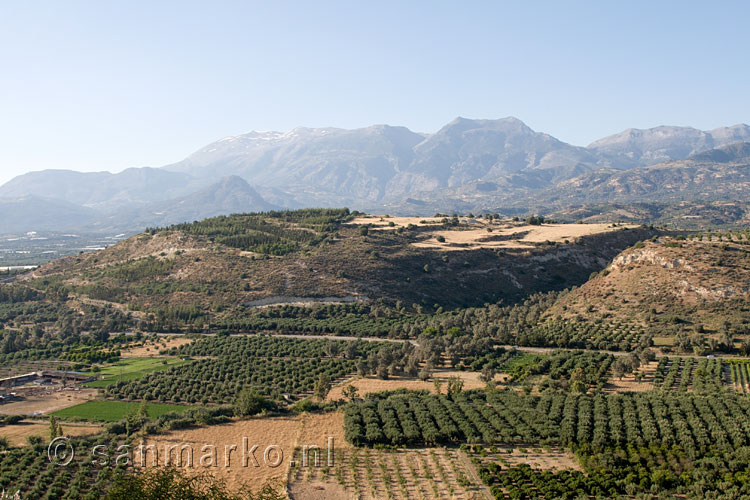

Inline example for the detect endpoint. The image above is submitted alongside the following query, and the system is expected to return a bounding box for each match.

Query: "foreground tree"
[433,378,443,394]
[313,373,332,400]
[446,376,464,395]
[234,388,273,417]
[49,415,62,440]
[341,384,359,401]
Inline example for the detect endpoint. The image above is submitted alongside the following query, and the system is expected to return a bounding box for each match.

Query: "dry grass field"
[141,416,299,491]
[0,421,102,447]
[295,411,350,452]
[349,216,447,229]
[413,223,634,251]
[351,215,635,251]
[139,412,351,494]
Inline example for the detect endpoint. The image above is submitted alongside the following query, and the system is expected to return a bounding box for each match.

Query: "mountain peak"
[217,174,253,188]
[445,116,526,127]
[588,123,750,168]
[435,117,535,138]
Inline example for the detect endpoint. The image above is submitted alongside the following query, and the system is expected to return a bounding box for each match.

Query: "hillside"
[26,210,657,326]
[547,235,750,342]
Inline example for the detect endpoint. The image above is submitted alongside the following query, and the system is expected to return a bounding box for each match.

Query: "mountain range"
[1,117,749,233]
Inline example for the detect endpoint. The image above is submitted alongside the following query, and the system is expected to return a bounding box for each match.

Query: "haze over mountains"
[2,117,749,233]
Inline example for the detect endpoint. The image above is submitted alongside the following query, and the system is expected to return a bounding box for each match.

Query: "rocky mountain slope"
[164,125,426,206]
[540,142,750,206]
[2,118,749,232]
[588,124,750,168]
[161,119,750,207]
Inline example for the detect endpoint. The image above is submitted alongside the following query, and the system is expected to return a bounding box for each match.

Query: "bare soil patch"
[142,412,350,494]
[473,446,581,471]
[605,360,658,393]
[326,370,503,402]
[289,481,351,500]
[0,388,98,416]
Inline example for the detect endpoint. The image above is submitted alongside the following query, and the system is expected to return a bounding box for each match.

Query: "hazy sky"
[1,1,748,185]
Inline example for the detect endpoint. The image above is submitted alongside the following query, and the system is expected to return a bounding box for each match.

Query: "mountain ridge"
[87,176,278,232]
[540,142,750,206]
[2,118,749,232]
[588,123,750,168]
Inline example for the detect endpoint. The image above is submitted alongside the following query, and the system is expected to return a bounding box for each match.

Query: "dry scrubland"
[121,336,194,358]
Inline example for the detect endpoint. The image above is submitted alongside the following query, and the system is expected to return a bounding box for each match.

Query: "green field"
[652,336,676,347]
[51,400,194,421]
[85,357,188,388]
[500,351,545,372]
